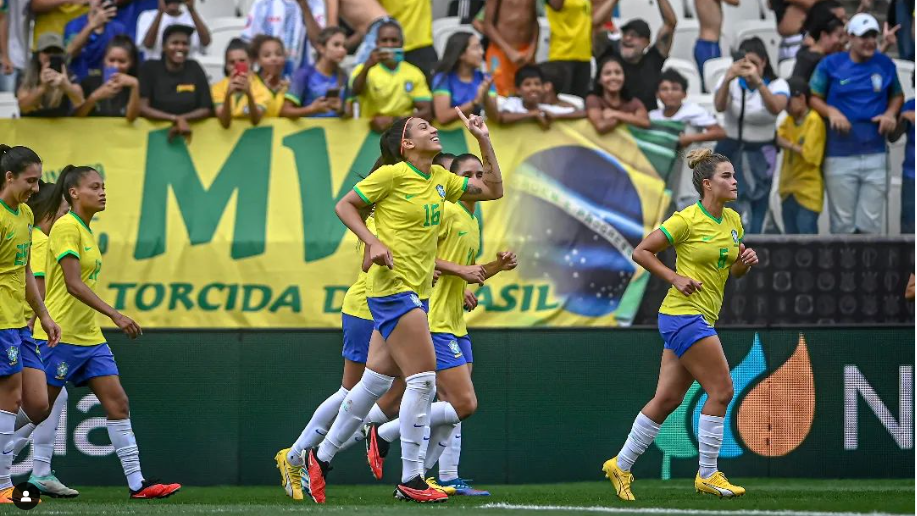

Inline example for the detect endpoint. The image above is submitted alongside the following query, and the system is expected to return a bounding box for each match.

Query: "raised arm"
[654,0,678,57]
[188,1,212,48]
[456,109,504,201]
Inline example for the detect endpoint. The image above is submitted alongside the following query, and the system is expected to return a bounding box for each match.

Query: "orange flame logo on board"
[737,334,816,457]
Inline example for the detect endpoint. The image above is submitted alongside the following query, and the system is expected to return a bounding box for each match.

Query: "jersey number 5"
[423,204,441,227]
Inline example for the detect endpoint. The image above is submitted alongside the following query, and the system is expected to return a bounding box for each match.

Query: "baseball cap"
[847,13,880,36]
[787,77,809,97]
[36,33,65,53]
[621,19,652,39]
[163,24,195,41]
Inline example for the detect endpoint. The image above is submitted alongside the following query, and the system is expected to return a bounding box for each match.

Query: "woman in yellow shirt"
[212,38,270,128]
[0,145,60,503]
[251,35,289,118]
[33,165,180,499]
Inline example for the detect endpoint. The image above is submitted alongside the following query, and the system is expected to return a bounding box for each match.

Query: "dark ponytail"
[35,165,96,222]
[379,117,412,165]
[0,144,42,191]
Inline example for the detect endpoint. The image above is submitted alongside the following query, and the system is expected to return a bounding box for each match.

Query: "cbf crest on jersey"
[405,81,414,93]
[449,340,463,358]
[56,361,68,380]
[871,73,882,92]
[6,346,17,366]
[436,185,446,199]
[732,229,739,245]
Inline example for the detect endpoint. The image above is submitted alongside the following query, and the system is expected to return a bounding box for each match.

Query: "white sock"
[14,409,31,431]
[378,418,400,443]
[317,369,393,463]
[107,419,144,491]
[617,412,661,472]
[337,403,390,452]
[698,414,724,479]
[0,410,16,488]
[31,389,66,477]
[438,423,462,481]
[7,409,35,455]
[400,372,436,483]
[288,387,349,466]
[423,402,460,472]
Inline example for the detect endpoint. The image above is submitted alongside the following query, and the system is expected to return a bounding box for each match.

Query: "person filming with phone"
[348,19,432,132]
[17,33,85,117]
[63,0,126,82]
[282,27,349,119]
[75,35,141,120]
[713,37,789,234]
[212,38,271,128]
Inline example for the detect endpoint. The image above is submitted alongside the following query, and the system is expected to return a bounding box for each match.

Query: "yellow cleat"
[602,456,635,501]
[425,477,456,496]
[695,471,746,498]
[275,448,304,501]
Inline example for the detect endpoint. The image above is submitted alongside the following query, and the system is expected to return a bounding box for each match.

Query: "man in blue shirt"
[810,13,904,234]
[64,0,127,82]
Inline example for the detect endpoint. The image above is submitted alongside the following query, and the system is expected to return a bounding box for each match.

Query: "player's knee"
[24,401,50,424]
[452,393,477,420]
[654,393,685,415]
[709,383,734,407]
[106,393,131,420]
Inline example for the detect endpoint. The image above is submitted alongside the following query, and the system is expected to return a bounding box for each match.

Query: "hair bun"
[0,144,10,155]
[686,148,714,170]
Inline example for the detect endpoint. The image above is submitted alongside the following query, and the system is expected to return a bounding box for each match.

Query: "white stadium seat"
[535,17,551,64]
[197,0,240,20]
[0,92,19,119]
[198,55,226,85]
[702,56,732,92]
[663,58,702,95]
[235,0,255,17]
[209,17,247,54]
[616,0,684,39]
[778,58,795,79]
[669,19,701,65]
[894,59,915,101]
[731,20,780,70]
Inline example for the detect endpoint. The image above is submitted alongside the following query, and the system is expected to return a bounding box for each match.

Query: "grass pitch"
[15,479,913,515]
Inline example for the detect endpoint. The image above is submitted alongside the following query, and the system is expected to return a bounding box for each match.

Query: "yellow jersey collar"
[69,211,93,234]
[0,198,18,216]
[697,201,722,224]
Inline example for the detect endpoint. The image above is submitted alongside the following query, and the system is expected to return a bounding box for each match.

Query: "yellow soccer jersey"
[658,202,744,325]
[349,62,431,119]
[33,212,104,346]
[546,0,592,62]
[341,216,375,320]
[429,202,480,337]
[0,200,33,329]
[354,162,468,299]
[211,76,272,119]
[23,227,48,322]
[379,0,433,52]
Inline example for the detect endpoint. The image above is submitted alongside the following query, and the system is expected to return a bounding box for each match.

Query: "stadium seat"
[702,56,732,92]
[616,0,684,38]
[196,0,240,20]
[235,0,255,17]
[670,19,701,65]
[432,17,474,58]
[894,59,915,101]
[433,0,451,20]
[557,93,585,110]
[663,58,702,95]
[0,92,18,118]
[778,58,795,79]
[198,55,225,85]
[209,17,247,55]
[730,20,779,69]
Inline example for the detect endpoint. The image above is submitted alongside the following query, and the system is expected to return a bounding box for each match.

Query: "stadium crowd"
[0,0,913,235]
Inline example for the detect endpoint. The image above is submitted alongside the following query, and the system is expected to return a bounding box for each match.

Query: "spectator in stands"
[714,37,788,234]
[540,64,586,119]
[139,24,212,141]
[250,34,289,117]
[63,0,125,82]
[791,15,845,82]
[431,32,497,126]
[0,2,15,92]
[585,56,651,134]
[496,64,551,130]
[597,0,677,111]
[650,69,725,147]
[693,0,733,91]
[242,0,305,76]
[481,0,539,97]
[776,78,825,234]
[810,13,903,234]
[282,26,347,118]
[378,0,436,79]
[110,0,157,40]
[75,34,140,119]
[890,84,913,233]
[772,0,820,38]
[30,1,89,49]
[349,20,431,132]
[17,33,85,116]
[885,0,914,61]
[543,0,615,99]
[783,0,846,60]
[212,38,270,128]
[136,0,211,60]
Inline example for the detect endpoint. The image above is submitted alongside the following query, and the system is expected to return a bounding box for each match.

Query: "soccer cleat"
[425,476,456,495]
[29,472,79,498]
[602,456,635,501]
[0,486,13,503]
[394,476,448,503]
[129,480,182,499]
[695,471,746,498]
[363,422,390,480]
[437,477,490,496]
[274,448,304,500]
[301,448,329,504]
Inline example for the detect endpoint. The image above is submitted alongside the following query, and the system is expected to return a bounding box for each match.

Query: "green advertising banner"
[11,327,913,486]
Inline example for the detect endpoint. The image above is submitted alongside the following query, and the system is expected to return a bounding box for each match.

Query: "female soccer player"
[300,109,504,504]
[32,165,181,499]
[7,180,78,498]
[0,145,61,503]
[366,154,517,496]
[274,160,405,501]
[602,148,758,501]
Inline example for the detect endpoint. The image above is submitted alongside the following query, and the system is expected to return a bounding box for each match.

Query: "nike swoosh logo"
[413,423,424,428]
[4,232,14,240]
[405,194,417,200]
[703,482,733,497]
[840,78,852,85]
[84,246,93,251]
[315,429,327,436]
[458,231,468,236]
[701,236,714,241]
